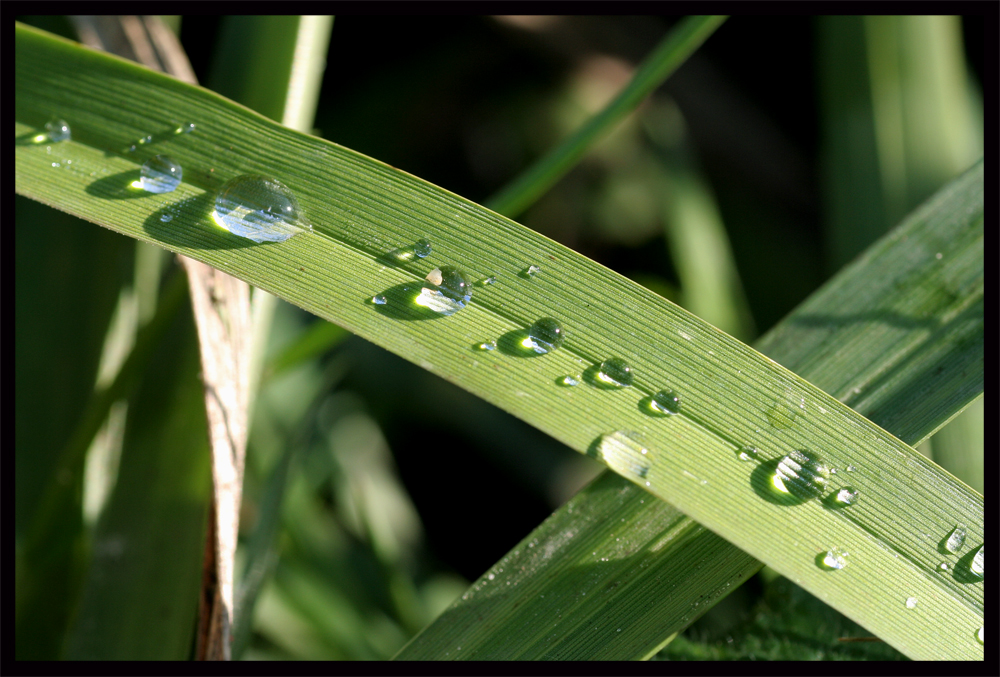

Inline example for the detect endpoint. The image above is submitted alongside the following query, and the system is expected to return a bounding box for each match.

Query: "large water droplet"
[213,175,311,243]
[596,431,650,481]
[905,597,918,609]
[523,318,565,354]
[415,265,472,315]
[45,118,71,142]
[945,525,967,553]
[773,449,829,499]
[970,544,983,577]
[820,547,849,570]
[649,389,680,415]
[135,155,182,193]
[597,358,633,388]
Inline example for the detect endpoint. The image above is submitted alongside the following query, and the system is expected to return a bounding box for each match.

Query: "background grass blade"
[15,22,983,661]
[485,15,728,219]
[395,161,984,660]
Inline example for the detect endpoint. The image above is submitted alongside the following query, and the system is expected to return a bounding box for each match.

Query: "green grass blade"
[485,16,728,219]
[15,23,982,660]
[395,162,984,660]
[63,278,213,659]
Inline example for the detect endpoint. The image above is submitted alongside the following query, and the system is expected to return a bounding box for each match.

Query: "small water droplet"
[44,118,71,142]
[523,264,541,278]
[834,487,859,505]
[212,175,311,243]
[488,573,495,580]
[413,237,432,258]
[478,275,498,286]
[415,265,473,315]
[477,339,497,351]
[137,134,153,145]
[737,445,761,462]
[773,450,829,499]
[371,294,387,305]
[134,155,182,193]
[820,547,849,570]
[559,374,581,386]
[905,597,918,609]
[978,626,984,644]
[523,317,565,354]
[596,431,650,480]
[649,389,681,415]
[845,464,857,472]
[766,401,798,429]
[175,122,196,134]
[51,162,60,168]
[970,544,983,577]
[597,358,633,388]
[937,562,949,572]
[945,525,967,553]
[160,213,173,222]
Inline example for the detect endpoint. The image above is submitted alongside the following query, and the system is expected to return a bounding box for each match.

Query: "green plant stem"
[485,15,728,219]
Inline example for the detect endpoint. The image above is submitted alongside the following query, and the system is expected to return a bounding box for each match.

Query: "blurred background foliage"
[15,15,983,660]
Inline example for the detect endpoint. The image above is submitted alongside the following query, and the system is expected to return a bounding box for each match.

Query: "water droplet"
[834,487,859,505]
[212,175,311,243]
[738,445,761,462]
[945,525,967,553]
[978,626,984,644]
[773,449,829,499]
[413,237,432,258]
[175,122,196,134]
[596,431,650,480]
[137,134,153,145]
[371,294,387,305]
[488,573,495,580]
[477,339,497,351]
[415,265,472,315]
[44,118,71,142]
[937,562,949,572]
[134,155,182,193]
[649,389,681,415]
[523,264,541,278]
[160,213,173,222]
[596,358,633,388]
[559,374,581,386]
[845,464,857,472]
[51,162,60,168]
[766,401,798,429]
[523,317,565,354]
[820,547,849,570]
[970,545,983,577]
[478,275,498,286]
[905,597,918,609]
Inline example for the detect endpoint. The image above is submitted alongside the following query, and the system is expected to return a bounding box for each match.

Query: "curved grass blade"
[15,24,982,660]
